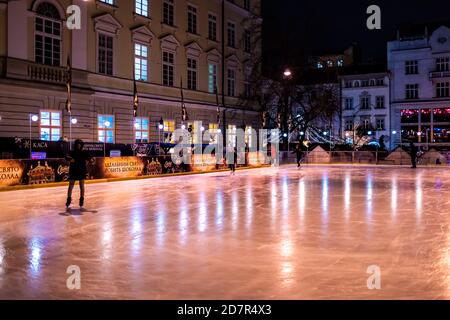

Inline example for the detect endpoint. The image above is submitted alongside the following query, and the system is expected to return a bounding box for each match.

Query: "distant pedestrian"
[292,144,303,168]
[65,139,93,209]
[409,141,418,169]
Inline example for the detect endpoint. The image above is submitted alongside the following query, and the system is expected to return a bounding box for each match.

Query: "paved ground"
[0,165,449,299]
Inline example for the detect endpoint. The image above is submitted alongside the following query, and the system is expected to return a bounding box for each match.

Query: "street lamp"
[69,116,77,150]
[103,120,110,158]
[29,114,39,159]
[158,118,164,155]
[283,68,292,78]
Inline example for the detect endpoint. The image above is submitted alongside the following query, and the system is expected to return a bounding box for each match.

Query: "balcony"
[4,58,67,85]
[28,62,67,84]
[429,70,450,80]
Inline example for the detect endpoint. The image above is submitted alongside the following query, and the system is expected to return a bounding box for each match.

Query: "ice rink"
[0,165,449,299]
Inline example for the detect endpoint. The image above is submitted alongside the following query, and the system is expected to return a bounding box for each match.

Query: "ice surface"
[0,165,449,299]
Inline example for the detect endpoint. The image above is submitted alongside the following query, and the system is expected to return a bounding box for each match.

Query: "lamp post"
[103,120,110,158]
[282,68,293,152]
[29,114,39,159]
[70,116,77,150]
[158,118,164,156]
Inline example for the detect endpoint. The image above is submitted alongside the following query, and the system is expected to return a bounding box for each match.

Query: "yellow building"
[0,0,261,144]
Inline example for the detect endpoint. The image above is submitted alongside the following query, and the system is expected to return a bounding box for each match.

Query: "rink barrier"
[279,149,450,166]
[0,152,269,188]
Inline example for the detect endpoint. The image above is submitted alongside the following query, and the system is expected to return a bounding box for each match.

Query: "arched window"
[35,2,62,66]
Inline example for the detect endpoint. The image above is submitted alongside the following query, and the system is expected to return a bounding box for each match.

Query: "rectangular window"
[436,57,450,72]
[345,119,353,131]
[98,33,113,75]
[40,111,61,141]
[376,78,384,86]
[98,115,114,143]
[208,14,217,41]
[163,0,174,26]
[244,30,251,53]
[245,125,253,148]
[134,117,149,143]
[227,124,237,147]
[163,120,175,143]
[208,123,219,144]
[362,118,371,129]
[187,5,197,34]
[135,0,149,17]
[405,60,418,75]
[162,51,174,86]
[134,43,148,81]
[244,0,250,10]
[406,84,419,99]
[375,96,385,109]
[227,68,236,97]
[344,97,353,110]
[436,82,450,98]
[360,96,370,109]
[208,64,218,93]
[100,0,114,5]
[35,16,61,66]
[187,58,197,91]
[376,118,385,130]
[227,22,236,48]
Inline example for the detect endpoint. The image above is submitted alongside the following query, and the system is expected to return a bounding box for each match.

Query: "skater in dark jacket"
[65,139,93,209]
[292,144,303,167]
[228,147,238,175]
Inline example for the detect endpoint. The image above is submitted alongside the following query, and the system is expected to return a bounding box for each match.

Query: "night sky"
[262,0,450,75]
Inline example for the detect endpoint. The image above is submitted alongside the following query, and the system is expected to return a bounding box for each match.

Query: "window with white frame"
[345,119,353,131]
[376,118,385,130]
[375,96,385,109]
[187,58,197,91]
[98,33,113,75]
[227,22,236,47]
[163,0,174,26]
[344,97,353,110]
[376,78,384,86]
[362,118,371,129]
[162,51,174,86]
[436,57,450,72]
[100,0,114,5]
[163,120,175,143]
[227,124,237,147]
[135,0,149,17]
[227,68,236,97]
[40,111,61,141]
[406,84,419,99]
[187,5,197,34]
[360,95,370,109]
[244,30,251,53]
[208,64,218,93]
[208,14,217,41]
[134,117,149,142]
[209,123,219,144]
[134,43,148,81]
[98,115,114,143]
[405,60,418,75]
[244,70,251,98]
[35,2,61,66]
[245,125,253,148]
[436,82,450,98]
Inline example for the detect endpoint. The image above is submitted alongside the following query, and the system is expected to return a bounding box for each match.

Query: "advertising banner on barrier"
[0,160,24,187]
[101,157,146,179]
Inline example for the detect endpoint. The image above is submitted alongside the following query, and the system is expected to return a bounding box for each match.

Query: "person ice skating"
[409,141,418,169]
[229,147,238,175]
[65,139,93,209]
[292,144,303,168]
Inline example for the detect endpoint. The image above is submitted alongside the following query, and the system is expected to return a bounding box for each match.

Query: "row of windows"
[344,78,385,88]
[99,0,251,51]
[405,82,450,99]
[404,57,450,75]
[344,96,385,110]
[37,111,252,145]
[344,118,386,131]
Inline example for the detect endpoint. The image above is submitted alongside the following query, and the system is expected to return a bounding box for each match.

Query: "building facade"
[0,0,261,146]
[340,72,391,146]
[388,24,450,146]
